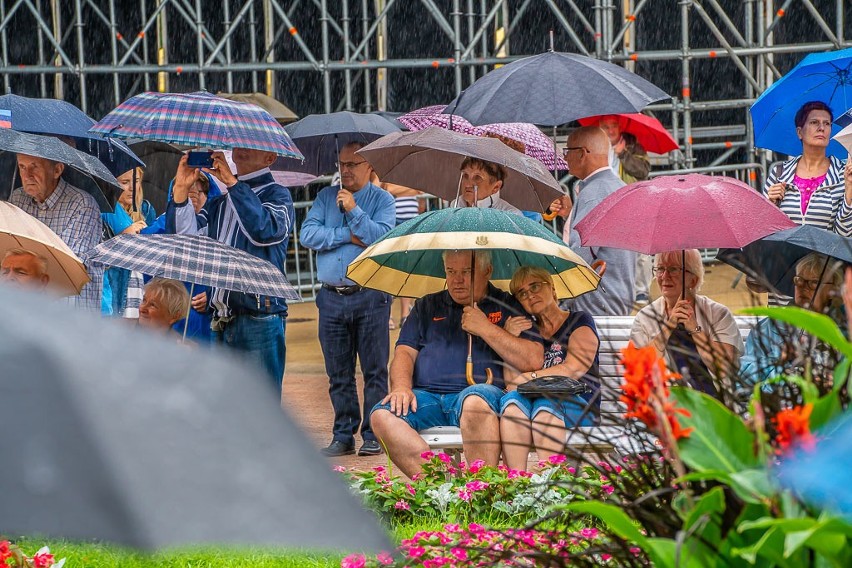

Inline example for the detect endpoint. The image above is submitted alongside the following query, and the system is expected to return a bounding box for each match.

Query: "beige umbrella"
[217,92,299,124]
[0,201,89,296]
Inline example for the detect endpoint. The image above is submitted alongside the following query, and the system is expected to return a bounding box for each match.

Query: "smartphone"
[187,150,214,168]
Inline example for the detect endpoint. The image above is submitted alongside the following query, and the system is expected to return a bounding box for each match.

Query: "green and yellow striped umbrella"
[347,207,600,299]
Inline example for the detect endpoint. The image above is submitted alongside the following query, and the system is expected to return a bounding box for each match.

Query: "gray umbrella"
[358,127,565,212]
[0,286,390,552]
[0,127,120,188]
[444,51,669,126]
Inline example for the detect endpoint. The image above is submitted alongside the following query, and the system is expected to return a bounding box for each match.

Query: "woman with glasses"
[631,249,743,398]
[741,253,844,387]
[499,266,601,471]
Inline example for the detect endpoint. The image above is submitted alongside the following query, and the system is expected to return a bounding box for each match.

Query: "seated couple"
[371,251,602,477]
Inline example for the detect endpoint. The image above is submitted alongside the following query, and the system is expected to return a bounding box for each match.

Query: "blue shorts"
[371,384,503,431]
[500,391,598,427]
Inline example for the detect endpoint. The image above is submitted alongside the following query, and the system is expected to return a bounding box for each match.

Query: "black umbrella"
[282,111,400,175]
[716,224,852,296]
[0,129,120,212]
[0,286,390,552]
[444,51,669,127]
[128,141,184,214]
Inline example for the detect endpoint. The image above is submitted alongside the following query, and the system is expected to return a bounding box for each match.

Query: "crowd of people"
[4,99,852,475]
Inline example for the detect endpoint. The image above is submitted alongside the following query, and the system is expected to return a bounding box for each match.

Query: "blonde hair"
[509,266,555,296]
[121,167,146,224]
[655,249,705,290]
[143,278,190,322]
[796,253,843,287]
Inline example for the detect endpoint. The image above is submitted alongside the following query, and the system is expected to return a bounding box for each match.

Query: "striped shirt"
[394,196,419,224]
[763,156,852,235]
[9,179,103,312]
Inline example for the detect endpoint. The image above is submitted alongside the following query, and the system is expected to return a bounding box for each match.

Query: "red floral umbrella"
[579,113,679,154]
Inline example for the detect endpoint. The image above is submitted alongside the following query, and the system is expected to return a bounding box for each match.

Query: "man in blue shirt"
[300,142,396,457]
[167,149,294,391]
[370,250,543,478]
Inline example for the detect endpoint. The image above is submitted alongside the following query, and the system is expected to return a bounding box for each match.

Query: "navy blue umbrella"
[443,51,669,127]
[282,111,400,175]
[0,94,143,176]
[716,224,852,296]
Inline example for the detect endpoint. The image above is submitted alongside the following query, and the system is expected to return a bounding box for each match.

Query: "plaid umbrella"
[83,234,299,301]
[90,91,304,159]
[398,105,568,171]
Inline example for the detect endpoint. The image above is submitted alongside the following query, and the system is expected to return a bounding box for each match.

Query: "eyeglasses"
[793,276,824,291]
[337,160,367,170]
[562,146,589,157]
[654,266,692,277]
[515,281,549,301]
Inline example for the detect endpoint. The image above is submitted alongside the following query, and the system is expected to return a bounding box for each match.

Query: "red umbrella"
[575,174,796,254]
[579,113,679,154]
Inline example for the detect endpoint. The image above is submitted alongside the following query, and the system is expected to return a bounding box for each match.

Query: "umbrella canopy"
[0,201,89,296]
[750,47,852,159]
[578,113,679,154]
[347,207,600,299]
[0,286,390,551]
[716,224,852,297]
[83,234,299,301]
[358,127,565,213]
[444,51,669,127]
[216,92,299,124]
[127,141,183,214]
[830,120,852,154]
[575,173,797,254]
[0,93,143,176]
[0,128,120,189]
[90,91,303,159]
[398,105,568,170]
[282,111,400,175]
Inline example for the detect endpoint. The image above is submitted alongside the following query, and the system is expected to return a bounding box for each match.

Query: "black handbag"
[516,375,590,400]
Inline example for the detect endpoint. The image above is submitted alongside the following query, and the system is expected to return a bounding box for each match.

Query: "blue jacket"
[166,168,295,316]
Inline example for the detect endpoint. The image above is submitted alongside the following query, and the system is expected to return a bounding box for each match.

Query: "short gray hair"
[442,249,492,272]
[655,249,704,290]
[143,278,190,321]
[796,252,843,287]
[3,248,48,276]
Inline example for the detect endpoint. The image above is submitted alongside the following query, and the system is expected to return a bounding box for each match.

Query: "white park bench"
[419,315,759,457]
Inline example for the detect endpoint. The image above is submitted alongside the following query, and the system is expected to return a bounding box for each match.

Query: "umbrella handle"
[591,259,607,278]
[465,360,494,385]
[542,209,558,222]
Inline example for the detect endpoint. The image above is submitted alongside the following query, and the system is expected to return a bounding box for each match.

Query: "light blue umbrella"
[751,48,852,159]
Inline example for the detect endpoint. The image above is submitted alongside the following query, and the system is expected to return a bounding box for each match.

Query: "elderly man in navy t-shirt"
[371,250,543,477]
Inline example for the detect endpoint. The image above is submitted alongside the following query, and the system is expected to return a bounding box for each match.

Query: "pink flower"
[394,499,411,510]
[376,551,394,565]
[580,527,600,539]
[458,489,472,501]
[468,459,485,473]
[568,467,576,474]
[602,553,613,561]
[507,469,523,479]
[451,547,468,561]
[602,484,615,494]
[332,465,346,473]
[465,480,489,492]
[598,461,612,471]
[420,451,435,460]
[444,523,461,533]
[406,483,416,496]
[408,546,426,558]
[437,453,452,464]
[469,523,486,534]
[630,547,642,556]
[341,553,366,568]
[32,549,55,568]
[549,454,567,465]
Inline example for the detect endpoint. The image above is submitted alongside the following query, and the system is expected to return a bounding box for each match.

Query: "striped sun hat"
[91,91,303,159]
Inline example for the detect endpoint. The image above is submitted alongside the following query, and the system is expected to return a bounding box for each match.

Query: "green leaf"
[832,359,852,395]
[646,537,715,568]
[670,386,760,472]
[732,526,788,565]
[811,393,842,431]
[559,501,648,548]
[684,487,725,547]
[739,307,852,358]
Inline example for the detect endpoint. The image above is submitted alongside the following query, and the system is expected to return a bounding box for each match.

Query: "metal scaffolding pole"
[320,0,331,112]
[74,0,87,111]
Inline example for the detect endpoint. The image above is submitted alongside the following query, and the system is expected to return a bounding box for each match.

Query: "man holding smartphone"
[167,148,295,393]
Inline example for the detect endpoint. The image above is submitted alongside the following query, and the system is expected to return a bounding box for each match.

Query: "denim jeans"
[213,312,286,392]
[317,287,390,446]
[371,384,504,431]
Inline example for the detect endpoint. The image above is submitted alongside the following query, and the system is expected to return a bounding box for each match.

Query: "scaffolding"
[0,0,849,182]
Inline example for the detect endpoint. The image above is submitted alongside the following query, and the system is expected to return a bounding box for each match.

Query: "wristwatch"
[530,371,538,380]
[687,325,702,335]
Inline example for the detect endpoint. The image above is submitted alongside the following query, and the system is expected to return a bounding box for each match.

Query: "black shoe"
[358,439,383,456]
[321,440,355,457]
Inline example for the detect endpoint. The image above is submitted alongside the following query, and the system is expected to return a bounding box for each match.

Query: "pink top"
[793,172,828,216]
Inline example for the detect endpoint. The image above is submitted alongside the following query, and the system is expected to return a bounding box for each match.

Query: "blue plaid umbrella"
[90,91,304,159]
[83,234,299,301]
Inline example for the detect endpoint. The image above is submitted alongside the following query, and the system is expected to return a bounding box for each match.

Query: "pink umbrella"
[398,105,568,171]
[578,113,679,154]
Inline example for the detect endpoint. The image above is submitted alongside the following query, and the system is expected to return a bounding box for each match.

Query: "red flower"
[32,550,55,568]
[773,404,815,454]
[620,342,692,440]
[0,541,11,562]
